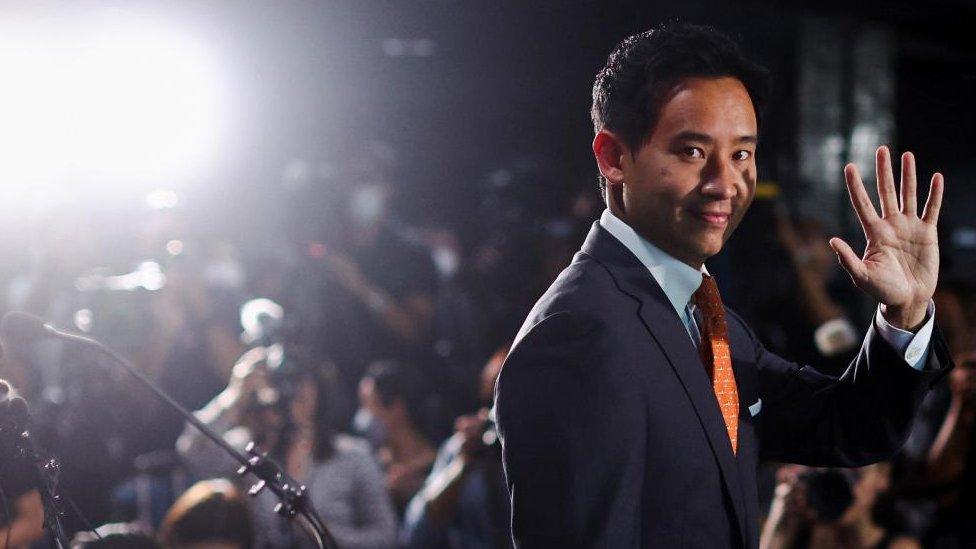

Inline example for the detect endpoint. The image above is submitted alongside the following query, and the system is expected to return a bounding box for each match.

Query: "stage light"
[165,239,185,256]
[145,189,181,210]
[0,12,226,190]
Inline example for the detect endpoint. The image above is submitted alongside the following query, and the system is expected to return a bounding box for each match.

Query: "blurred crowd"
[0,142,972,549]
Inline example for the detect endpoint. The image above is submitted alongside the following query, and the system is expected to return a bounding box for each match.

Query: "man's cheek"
[736,190,755,217]
[741,162,757,184]
[725,209,748,239]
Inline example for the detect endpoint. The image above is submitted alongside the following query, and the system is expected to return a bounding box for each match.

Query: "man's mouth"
[693,210,730,227]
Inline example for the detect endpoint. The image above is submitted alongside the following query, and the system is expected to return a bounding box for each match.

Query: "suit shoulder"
[512,309,602,353]
[516,254,619,336]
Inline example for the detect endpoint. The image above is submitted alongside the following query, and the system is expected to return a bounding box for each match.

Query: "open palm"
[829,146,944,330]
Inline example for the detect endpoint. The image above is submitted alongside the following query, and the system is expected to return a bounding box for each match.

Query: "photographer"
[399,347,511,549]
[176,348,397,549]
[760,463,919,549]
[355,361,437,516]
[284,146,438,401]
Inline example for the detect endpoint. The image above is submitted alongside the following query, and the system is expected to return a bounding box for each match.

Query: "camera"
[239,298,306,415]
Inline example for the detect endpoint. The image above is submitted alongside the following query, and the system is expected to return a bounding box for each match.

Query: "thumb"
[829,237,867,282]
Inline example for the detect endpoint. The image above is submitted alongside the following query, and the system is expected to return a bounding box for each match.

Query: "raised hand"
[829,146,944,331]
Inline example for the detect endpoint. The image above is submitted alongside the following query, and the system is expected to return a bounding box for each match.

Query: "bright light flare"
[0,13,225,190]
[146,188,181,210]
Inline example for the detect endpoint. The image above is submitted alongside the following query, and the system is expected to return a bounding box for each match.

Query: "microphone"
[1,311,91,347]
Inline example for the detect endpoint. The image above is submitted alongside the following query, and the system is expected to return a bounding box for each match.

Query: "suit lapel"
[580,222,749,546]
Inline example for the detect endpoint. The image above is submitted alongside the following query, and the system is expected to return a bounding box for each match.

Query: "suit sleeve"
[729,310,954,466]
[494,311,645,548]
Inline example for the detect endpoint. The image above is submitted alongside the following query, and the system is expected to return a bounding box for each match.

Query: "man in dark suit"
[493,24,952,548]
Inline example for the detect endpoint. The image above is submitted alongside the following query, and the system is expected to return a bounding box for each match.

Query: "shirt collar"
[599,208,707,317]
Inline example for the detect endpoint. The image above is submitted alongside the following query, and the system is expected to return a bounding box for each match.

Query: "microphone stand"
[55,330,339,549]
[26,440,72,548]
[0,398,71,548]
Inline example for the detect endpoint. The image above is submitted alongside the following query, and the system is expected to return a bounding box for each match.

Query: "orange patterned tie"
[693,274,739,454]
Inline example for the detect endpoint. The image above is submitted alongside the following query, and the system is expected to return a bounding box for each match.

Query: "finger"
[241,346,267,363]
[829,237,868,283]
[876,146,899,218]
[900,151,917,216]
[234,348,267,378]
[921,172,944,225]
[844,163,880,231]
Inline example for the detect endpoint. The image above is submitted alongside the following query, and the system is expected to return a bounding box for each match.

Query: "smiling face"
[615,76,758,268]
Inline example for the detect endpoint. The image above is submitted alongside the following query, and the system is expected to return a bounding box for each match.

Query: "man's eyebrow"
[672,131,714,143]
[671,131,758,145]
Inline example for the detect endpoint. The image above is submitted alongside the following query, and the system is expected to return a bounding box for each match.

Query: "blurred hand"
[229,347,270,400]
[774,202,803,253]
[387,462,426,501]
[774,207,835,283]
[324,252,370,296]
[949,352,976,407]
[774,481,809,524]
[830,147,943,331]
[455,408,490,460]
[770,466,814,529]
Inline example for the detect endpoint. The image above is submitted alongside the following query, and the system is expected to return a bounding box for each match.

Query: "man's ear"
[593,130,629,186]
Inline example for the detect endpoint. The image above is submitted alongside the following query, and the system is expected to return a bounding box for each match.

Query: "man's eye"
[684,147,705,159]
[733,150,752,161]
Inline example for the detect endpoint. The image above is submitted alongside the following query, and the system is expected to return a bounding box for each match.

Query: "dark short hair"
[591,23,769,200]
[157,480,254,549]
[364,360,428,427]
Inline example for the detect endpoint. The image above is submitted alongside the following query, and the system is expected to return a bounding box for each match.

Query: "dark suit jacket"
[494,222,952,548]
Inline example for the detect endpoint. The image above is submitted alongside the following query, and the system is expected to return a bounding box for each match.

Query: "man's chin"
[692,241,725,266]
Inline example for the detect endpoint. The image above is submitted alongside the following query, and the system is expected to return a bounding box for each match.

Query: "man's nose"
[700,157,738,199]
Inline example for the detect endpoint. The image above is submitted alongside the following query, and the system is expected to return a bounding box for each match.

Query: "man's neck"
[607,204,705,270]
[598,208,707,322]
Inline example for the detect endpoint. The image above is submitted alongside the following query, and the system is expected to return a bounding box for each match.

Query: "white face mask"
[349,185,387,226]
[432,246,460,279]
[353,407,388,448]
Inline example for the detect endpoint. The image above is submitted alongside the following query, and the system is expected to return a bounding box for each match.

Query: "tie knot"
[693,274,724,320]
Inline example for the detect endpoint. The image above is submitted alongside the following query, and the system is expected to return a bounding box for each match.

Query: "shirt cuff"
[874,300,936,370]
